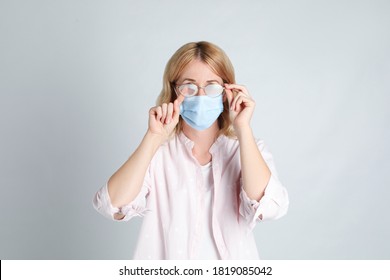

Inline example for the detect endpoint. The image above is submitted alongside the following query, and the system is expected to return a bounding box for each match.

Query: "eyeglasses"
[175,83,225,98]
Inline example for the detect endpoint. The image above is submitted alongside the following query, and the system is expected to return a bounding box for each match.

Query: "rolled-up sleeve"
[93,163,152,222]
[93,183,150,222]
[239,140,289,230]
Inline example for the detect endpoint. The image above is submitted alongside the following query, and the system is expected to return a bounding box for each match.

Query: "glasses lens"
[178,84,197,97]
[205,84,224,97]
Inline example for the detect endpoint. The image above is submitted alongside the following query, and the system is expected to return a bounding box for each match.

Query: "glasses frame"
[175,83,225,98]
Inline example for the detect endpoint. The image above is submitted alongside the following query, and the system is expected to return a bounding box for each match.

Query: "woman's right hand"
[147,95,184,142]
[107,95,184,211]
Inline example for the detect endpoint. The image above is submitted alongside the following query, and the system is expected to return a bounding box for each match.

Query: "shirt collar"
[178,131,226,154]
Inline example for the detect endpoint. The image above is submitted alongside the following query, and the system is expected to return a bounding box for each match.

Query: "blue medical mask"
[179,95,224,130]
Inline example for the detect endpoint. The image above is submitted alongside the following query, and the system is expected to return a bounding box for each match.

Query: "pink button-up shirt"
[93,132,289,259]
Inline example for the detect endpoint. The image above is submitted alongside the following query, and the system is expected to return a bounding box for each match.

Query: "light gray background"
[1,0,389,259]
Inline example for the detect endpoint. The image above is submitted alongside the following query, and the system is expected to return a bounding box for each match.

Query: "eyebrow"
[181,78,221,83]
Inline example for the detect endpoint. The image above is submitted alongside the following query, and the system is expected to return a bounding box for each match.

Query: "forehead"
[179,60,222,82]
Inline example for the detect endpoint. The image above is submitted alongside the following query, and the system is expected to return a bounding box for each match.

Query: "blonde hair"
[157,41,236,137]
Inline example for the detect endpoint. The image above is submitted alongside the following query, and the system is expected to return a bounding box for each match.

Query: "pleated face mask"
[179,95,224,131]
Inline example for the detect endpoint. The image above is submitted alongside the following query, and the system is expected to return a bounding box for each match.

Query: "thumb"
[172,95,184,121]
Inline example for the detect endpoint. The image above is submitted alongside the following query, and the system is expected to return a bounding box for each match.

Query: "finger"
[149,107,156,116]
[161,103,168,124]
[166,102,173,124]
[225,84,249,96]
[172,94,184,121]
[155,106,162,122]
[231,91,245,111]
[172,100,180,122]
[236,95,255,111]
[149,107,158,118]
[235,96,245,112]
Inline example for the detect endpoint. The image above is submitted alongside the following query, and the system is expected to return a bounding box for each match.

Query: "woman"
[93,41,289,259]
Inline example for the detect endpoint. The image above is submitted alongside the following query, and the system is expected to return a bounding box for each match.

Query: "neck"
[182,121,220,156]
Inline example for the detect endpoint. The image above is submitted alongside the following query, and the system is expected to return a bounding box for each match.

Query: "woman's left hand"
[224,84,256,130]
